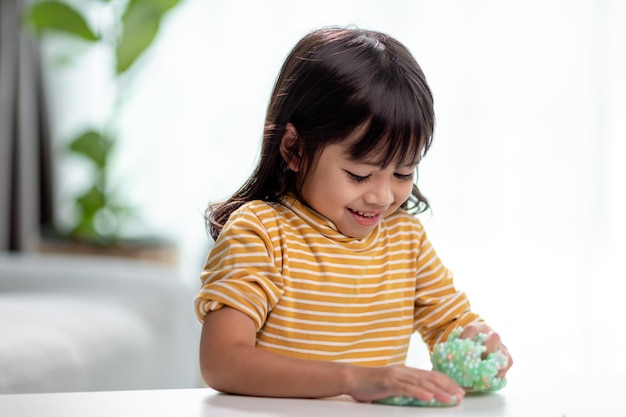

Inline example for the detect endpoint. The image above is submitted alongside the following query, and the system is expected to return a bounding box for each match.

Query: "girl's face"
[299,137,418,238]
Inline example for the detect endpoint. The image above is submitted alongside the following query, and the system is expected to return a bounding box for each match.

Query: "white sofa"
[0,252,202,393]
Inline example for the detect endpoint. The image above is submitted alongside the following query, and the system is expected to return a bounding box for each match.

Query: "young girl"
[195,26,512,404]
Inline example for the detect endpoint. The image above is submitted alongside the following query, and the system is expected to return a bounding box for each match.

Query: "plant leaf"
[76,185,106,220]
[67,130,111,168]
[115,0,181,74]
[23,1,99,41]
[116,3,160,74]
[70,217,99,240]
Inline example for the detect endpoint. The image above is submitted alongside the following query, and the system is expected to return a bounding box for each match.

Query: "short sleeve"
[194,205,285,329]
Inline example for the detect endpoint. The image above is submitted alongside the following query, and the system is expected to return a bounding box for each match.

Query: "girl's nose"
[364,181,394,207]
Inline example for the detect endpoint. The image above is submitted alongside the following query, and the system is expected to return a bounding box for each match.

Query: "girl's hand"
[460,323,513,378]
[345,365,465,404]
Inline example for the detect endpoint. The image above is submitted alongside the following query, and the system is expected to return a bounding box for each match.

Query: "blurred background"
[2,0,625,392]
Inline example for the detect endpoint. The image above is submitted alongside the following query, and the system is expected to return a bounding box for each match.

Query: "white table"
[0,372,622,416]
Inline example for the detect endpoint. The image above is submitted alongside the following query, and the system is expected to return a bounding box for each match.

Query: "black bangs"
[345,80,434,168]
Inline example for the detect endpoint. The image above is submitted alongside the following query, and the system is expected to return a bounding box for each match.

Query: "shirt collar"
[279,194,382,251]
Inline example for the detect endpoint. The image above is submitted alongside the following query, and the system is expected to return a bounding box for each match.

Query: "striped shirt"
[195,196,481,366]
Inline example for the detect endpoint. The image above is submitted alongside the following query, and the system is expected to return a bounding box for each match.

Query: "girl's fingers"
[483,331,502,355]
[399,369,465,402]
[459,325,481,340]
[460,322,490,340]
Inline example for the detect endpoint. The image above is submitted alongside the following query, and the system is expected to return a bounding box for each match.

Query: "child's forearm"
[202,342,356,398]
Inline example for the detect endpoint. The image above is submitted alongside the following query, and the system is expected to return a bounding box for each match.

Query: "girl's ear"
[280,123,302,172]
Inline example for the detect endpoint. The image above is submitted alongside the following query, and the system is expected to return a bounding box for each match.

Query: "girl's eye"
[394,172,415,181]
[345,171,370,183]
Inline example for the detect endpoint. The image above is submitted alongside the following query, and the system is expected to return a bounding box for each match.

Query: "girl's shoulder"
[228,199,299,229]
[231,198,338,237]
[234,199,281,214]
[216,200,289,242]
[229,200,285,223]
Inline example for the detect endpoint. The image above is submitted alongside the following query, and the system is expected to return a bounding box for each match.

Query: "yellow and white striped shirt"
[195,196,480,366]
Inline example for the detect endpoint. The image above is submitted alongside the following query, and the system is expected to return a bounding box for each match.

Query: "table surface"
[0,372,621,417]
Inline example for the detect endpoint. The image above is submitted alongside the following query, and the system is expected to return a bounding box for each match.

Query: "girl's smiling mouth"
[348,208,382,226]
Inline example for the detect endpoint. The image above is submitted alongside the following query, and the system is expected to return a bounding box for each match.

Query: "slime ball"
[374,327,508,407]
[431,327,508,392]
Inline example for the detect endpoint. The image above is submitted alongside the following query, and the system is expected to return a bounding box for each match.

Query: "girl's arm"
[199,306,466,403]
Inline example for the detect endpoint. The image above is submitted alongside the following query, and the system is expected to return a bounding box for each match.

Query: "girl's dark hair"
[207,26,435,240]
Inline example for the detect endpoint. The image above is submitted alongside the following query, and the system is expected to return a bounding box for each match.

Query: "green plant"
[23,0,181,245]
